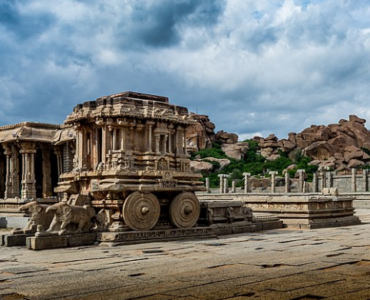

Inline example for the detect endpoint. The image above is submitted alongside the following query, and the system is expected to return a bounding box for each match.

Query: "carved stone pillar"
[176,127,184,155]
[168,125,174,154]
[3,144,13,199]
[155,135,160,154]
[112,128,117,151]
[183,128,188,155]
[243,172,251,193]
[147,121,154,153]
[269,171,277,193]
[42,147,52,198]
[20,142,36,199]
[54,148,62,177]
[163,135,168,154]
[120,128,125,152]
[101,125,107,164]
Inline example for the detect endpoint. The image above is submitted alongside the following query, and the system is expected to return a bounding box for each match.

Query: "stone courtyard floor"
[2,210,370,299]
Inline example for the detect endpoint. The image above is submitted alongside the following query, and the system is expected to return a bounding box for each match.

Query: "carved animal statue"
[46,202,95,235]
[18,201,54,234]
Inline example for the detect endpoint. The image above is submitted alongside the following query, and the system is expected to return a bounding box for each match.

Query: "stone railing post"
[352,168,357,192]
[327,171,333,188]
[223,175,230,193]
[231,180,236,193]
[297,169,305,193]
[269,171,278,193]
[205,177,211,193]
[218,174,225,194]
[284,172,290,193]
[312,172,318,193]
[243,172,251,193]
[320,169,326,190]
[363,169,368,192]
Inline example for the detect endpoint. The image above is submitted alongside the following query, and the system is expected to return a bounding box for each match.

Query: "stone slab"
[0,214,29,229]
[27,233,97,250]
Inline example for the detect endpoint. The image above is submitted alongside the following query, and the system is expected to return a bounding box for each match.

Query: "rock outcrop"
[187,113,216,150]
[257,115,370,171]
[215,130,238,144]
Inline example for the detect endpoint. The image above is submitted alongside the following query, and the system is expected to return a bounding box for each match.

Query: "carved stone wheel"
[169,192,200,228]
[122,191,160,231]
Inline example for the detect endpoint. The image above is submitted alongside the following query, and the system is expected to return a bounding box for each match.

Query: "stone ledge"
[27,233,97,250]
[97,227,216,246]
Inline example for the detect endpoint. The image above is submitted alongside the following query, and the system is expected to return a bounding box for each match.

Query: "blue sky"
[1,0,370,140]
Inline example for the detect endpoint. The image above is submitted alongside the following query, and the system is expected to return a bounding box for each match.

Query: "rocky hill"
[187,114,370,175]
[256,115,370,172]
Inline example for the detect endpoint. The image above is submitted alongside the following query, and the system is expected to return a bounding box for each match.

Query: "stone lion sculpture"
[45,201,95,235]
[16,201,54,234]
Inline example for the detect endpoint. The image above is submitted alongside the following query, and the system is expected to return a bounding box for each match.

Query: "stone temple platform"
[1,210,370,299]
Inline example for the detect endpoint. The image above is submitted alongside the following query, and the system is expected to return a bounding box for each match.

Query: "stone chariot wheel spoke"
[169,192,200,228]
[122,191,160,231]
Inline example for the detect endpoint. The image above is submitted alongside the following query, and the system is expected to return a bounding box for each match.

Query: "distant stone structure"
[0,122,74,200]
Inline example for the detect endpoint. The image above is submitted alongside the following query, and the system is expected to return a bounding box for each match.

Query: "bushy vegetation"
[191,140,319,187]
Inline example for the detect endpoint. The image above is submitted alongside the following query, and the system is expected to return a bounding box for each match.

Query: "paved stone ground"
[2,211,370,300]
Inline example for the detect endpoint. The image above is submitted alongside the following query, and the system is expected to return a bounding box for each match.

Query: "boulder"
[347,159,364,169]
[202,157,231,169]
[303,141,333,160]
[215,130,238,144]
[221,142,249,160]
[187,114,216,150]
[190,161,214,174]
[343,146,364,162]
[349,115,366,124]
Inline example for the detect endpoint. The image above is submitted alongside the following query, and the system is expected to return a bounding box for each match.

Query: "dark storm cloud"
[0,0,55,39]
[116,0,225,49]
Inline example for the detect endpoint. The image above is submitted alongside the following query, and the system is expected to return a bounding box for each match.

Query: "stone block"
[27,233,97,250]
[2,234,32,247]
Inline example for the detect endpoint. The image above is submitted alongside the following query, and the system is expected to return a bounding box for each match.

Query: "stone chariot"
[55,92,205,231]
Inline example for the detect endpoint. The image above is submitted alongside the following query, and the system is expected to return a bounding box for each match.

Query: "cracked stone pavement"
[2,210,370,300]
